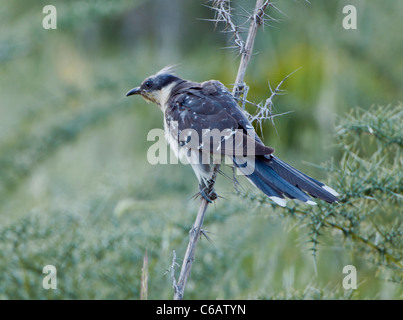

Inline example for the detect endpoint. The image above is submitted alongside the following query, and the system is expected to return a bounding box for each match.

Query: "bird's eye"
[144,80,153,88]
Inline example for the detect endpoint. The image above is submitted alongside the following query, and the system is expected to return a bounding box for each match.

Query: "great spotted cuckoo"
[126,67,339,206]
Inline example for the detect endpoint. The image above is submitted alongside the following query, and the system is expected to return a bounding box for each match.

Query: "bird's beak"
[126,87,142,97]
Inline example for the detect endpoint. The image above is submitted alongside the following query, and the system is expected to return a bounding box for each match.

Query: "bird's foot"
[198,183,218,203]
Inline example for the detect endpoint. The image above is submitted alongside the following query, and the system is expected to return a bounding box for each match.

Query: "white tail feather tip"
[270,196,287,207]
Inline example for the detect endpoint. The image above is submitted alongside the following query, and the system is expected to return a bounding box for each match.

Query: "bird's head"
[126,66,182,108]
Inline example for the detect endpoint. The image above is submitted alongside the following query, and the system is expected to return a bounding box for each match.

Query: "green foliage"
[0,105,401,299]
[242,104,403,286]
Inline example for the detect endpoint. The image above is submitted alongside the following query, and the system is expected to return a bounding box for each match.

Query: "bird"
[126,66,339,207]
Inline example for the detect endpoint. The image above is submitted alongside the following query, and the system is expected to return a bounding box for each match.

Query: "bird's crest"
[156,64,179,76]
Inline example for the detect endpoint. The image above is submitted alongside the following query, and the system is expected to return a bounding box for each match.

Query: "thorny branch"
[209,0,293,137]
[246,68,300,136]
[172,0,273,300]
[207,0,246,54]
[233,0,272,98]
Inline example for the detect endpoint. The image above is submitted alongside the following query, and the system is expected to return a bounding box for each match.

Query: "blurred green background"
[0,0,401,299]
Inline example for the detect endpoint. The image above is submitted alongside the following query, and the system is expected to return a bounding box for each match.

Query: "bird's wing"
[165,80,274,157]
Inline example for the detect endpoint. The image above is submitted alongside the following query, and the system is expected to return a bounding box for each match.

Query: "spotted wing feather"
[165,80,274,157]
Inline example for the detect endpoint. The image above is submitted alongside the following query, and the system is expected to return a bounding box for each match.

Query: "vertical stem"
[173,199,209,300]
[233,0,268,98]
[173,166,219,300]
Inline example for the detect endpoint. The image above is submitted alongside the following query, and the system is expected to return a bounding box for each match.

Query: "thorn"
[217,194,227,200]
[200,229,215,244]
[197,18,224,23]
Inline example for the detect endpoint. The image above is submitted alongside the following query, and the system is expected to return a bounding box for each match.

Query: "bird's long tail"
[233,155,339,206]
